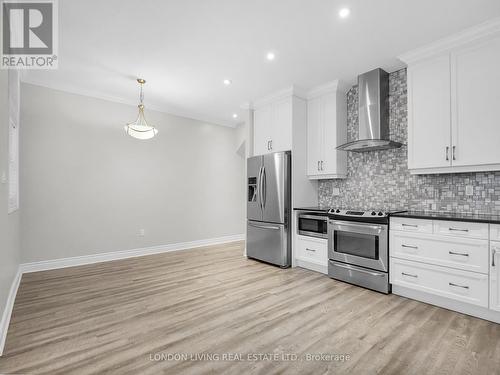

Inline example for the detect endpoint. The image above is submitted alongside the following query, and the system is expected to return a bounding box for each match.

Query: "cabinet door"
[253,105,272,155]
[491,242,500,312]
[451,36,500,167]
[307,97,322,176]
[407,55,452,169]
[322,91,347,177]
[270,97,292,153]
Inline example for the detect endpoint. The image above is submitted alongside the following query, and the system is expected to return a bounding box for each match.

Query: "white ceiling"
[24,0,500,127]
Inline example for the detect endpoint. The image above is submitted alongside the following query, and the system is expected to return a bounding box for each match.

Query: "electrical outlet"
[332,188,340,196]
[138,229,145,237]
[1,172,6,184]
[465,185,474,196]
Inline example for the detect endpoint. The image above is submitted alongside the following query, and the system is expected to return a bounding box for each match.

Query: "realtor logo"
[1,0,58,69]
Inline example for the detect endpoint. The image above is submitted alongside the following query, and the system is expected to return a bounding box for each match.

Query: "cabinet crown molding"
[250,85,306,109]
[306,80,350,100]
[398,16,500,64]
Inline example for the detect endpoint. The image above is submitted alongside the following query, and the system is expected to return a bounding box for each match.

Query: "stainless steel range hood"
[337,68,403,152]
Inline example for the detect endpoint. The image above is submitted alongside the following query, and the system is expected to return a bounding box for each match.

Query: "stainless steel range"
[327,209,405,294]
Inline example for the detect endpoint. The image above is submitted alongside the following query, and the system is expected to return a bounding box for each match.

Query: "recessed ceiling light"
[339,7,350,18]
[232,113,238,119]
[266,52,275,61]
[223,79,232,86]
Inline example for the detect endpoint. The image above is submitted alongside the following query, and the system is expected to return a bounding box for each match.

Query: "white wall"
[0,71,21,350]
[20,83,245,263]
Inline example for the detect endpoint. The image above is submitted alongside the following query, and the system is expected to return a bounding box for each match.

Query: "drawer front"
[491,241,500,312]
[390,217,433,234]
[433,220,488,239]
[390,232,489,274]
[390,258,488,308]
[491,224,500,242]
[296,235,328,265]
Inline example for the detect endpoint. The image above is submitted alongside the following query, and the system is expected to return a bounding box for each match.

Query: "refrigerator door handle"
[248,222,281,231]
[262,166,267,209]
[257,166,263,211]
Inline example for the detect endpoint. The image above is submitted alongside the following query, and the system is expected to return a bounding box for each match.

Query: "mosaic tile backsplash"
[318,69,500,215]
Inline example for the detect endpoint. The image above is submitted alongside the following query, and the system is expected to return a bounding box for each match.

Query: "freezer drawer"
[247,220,290,267]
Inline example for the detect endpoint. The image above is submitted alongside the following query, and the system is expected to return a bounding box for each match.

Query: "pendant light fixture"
[124,78,158,140]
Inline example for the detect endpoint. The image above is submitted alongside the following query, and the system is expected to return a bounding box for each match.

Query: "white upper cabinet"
[253,105,272,156]
[407,55,451,170]
[400,19,500,174]
[451,36,500,168]
[307,97,322,175]
[253,93,293,155]
[271,97,293,153]
[306,81,347,179]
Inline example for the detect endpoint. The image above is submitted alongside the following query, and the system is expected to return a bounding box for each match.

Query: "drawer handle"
[402,244,418,249]
[448,227,469,232]
[448,251,469,257]
[492,247,499,267]
[306,248,316,252]
[402,224,418,228]
[402,272,418,278]
[449,282,469,290]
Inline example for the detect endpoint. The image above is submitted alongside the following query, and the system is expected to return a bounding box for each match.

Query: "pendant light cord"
[139,82,144,105]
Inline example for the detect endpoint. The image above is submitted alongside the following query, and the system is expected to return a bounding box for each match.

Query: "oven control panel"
[328,209,387,217]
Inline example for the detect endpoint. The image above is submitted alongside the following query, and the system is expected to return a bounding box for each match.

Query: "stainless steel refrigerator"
[247,151,291,267]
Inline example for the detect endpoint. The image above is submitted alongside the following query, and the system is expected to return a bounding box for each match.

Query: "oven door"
[328,220,388,272]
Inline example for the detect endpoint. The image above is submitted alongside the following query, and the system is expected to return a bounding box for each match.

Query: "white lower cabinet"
[491,241,500,312]
[296,235,327,265]
[390,217,500,322]
[390,231,488,274]
[391,258,488,308]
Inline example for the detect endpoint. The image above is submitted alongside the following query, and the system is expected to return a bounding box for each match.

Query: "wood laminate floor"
[1,241,500,374]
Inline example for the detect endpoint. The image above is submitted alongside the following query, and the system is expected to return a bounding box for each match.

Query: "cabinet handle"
[402,244,418,249]
[448,227,469,232]
[402,272,418,278]
[493,247,499,267]
[402,223,418,228]
[449,251,469,257]
[267,141,270,150]
[270,140,273,150]
[446,146,449,161]
[306,248,316,252]
[449,282,469,290]
[320,161,324,171]
[452,146,456,161]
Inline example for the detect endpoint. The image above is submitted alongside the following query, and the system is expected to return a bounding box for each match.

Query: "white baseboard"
[393,285,500,324]
[20,234,245,274]
[0,269,22,356]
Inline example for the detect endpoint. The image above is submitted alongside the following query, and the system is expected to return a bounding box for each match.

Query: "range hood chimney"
[337,68,403,152]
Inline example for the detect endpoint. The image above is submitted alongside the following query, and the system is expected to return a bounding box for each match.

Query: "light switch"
[332,188,340,196]
[465,185,474,196]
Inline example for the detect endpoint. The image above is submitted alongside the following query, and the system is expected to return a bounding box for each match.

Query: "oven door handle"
[332,262,386,277]
[331,221,385,235]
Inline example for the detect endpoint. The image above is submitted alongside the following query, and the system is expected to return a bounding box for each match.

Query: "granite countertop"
[390,211,500,225]
[293,206,330,213]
